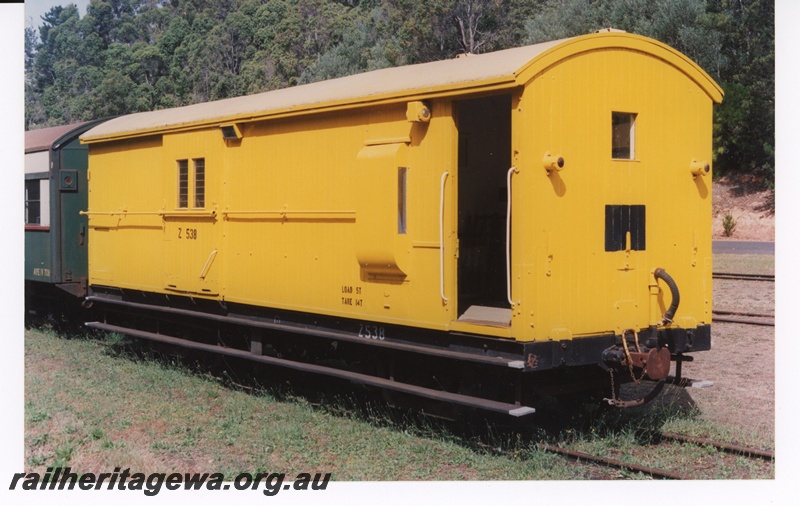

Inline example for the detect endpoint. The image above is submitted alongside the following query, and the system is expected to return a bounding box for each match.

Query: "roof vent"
[220,123,243,141]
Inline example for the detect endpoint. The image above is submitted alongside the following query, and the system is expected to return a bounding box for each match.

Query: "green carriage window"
[25,179,41,225]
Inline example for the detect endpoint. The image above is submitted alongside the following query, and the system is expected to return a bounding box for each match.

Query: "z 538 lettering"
[178,228,198,240]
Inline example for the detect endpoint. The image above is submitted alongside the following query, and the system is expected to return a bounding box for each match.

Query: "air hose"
[654,268,680,323]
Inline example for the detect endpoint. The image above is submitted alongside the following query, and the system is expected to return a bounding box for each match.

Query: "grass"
[713,253,775,276]
[23,327,578,480]
[24,323,774,480]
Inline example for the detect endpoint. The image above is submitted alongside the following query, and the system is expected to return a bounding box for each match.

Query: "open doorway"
[455,94,512,326]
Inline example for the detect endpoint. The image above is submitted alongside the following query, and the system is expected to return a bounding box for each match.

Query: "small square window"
[612,112,637,160]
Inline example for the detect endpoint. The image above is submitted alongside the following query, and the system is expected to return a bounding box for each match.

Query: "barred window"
[177,158,206,209]
[194,158,205,208]
[177,160,189,208]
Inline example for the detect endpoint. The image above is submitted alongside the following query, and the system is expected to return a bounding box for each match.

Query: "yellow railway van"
[81,30,722,416]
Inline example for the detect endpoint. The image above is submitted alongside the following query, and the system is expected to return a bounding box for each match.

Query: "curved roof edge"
[82,31,722,144]
[27,118,111,153]
[514,31,724,103]
[26,121,90,153]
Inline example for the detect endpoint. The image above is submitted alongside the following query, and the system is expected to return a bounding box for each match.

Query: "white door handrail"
[439,171,449,305]
[506,166,518,307]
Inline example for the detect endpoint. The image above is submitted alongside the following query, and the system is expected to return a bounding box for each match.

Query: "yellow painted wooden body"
[82,32,721,343]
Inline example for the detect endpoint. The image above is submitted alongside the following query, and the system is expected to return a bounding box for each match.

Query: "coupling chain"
[609,368,616,401]
[606,329,650,405]
[621,328,646,384]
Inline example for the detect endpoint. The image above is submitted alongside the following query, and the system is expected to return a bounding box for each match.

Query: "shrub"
[722,211,737,237]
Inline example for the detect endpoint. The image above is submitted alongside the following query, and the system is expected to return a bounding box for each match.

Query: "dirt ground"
[712,176,775,241]
[669,177,776,446]
[677,280,775,446]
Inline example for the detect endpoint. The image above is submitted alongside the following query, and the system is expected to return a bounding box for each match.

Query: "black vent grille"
[605,205,645,252]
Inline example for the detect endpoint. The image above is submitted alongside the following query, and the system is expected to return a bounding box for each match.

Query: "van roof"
[82,31,722,143]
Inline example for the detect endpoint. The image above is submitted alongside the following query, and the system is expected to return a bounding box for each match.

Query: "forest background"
[24,0,774,188]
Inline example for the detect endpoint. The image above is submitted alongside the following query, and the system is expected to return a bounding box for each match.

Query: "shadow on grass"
[45,326,705,462]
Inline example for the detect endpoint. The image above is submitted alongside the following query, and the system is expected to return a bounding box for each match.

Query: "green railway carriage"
[80,31,722,416]
[25,120,107,313]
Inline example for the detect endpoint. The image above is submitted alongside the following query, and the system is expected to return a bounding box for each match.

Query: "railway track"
[658,432,774,461]
[712,308,774,327]
[711,271,775,326]
[712,272,774,282]
[539,432,774,479]
[540,443,686,479]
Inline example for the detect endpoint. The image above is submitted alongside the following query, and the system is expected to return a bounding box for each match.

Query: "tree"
[524,0,773,187]
[25,27,44,129]
[708,0,774,185]
[22,0,773,191]
[299,7,393,83]
[453,0,531,54]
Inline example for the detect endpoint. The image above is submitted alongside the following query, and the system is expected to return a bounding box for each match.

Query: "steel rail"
[712,315,774,327]
[713,309,774,318]
[712,308,774,326]
[539,434,773,479]
[660,432,775,461]
[539,444,687,480]
[712,272,774,282]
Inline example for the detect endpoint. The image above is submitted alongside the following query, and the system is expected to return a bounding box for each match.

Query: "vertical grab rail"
[439,171,449,305]
[506,167,518,307]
